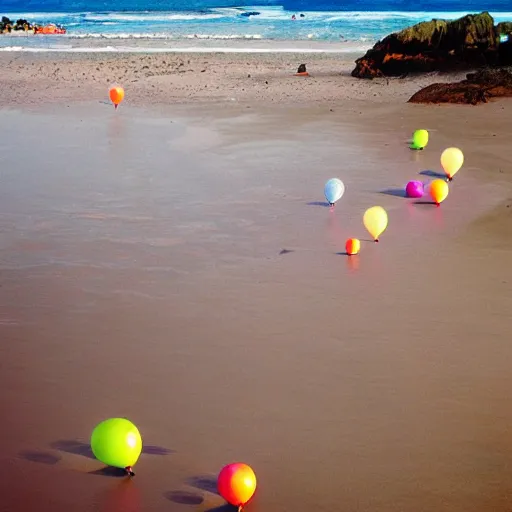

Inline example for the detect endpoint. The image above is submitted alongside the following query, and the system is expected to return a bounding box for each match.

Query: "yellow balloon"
[363,206,388,242]
[440,147,464,179]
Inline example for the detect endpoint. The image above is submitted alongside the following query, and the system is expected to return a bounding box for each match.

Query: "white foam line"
[0,45,368,54]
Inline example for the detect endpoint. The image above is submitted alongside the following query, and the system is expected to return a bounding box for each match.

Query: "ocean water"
[1,0,511,52]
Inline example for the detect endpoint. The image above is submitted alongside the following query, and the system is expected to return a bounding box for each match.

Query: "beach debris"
[351,12,512,79]
[406,180,424,198]
[324,178,345,207]
[279,249,294,255]
[409,68,512,105]
[109,85,125,110]
[91,418,142,477]
[441,147,464,181]
[217,463,257,512]
[363,206,388,243]
[295,64,309,76]
[345,238,361,255]
[429,179,449,206]
[410,129,429,150]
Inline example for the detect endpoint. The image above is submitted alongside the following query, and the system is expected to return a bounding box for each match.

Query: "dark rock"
[14,18,35,31]
[1,16,12,33]
[408,67,512,104]
[352,12,511,79]
[497,22,512,65]
[297,63,307,73]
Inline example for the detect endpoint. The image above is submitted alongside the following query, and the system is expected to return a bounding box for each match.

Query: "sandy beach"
[0,50,511,512]
[0,51,471,107]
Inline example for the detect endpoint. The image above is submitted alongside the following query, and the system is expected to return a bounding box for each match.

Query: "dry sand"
[0,52,470,107]
[0,51,511,512]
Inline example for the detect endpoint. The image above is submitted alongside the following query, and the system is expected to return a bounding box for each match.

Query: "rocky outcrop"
[497,22,512,65]
[408,67,512,105]
[1,16,36,32]
[352,12,511,79]
[1,15,66,34]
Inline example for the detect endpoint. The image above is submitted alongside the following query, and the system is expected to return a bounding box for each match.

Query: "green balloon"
[91,418,142,468]
[411,129,429,149]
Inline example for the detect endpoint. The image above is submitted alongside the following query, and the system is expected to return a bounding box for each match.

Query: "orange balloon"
[429,179,449,206]
[217,463,257,509]
[345,238,360,255]
[109,86,125,109]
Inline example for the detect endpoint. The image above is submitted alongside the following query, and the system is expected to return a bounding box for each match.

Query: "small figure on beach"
[295,63,309,76]
[291,14,296,20]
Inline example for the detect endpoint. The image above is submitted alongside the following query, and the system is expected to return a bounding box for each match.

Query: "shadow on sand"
[89,467,130,478]
[165,491,205,505]
[306,201,331,207]
[186,475,219,495]
[51,440,173,460]
[414,200,437,206]
[50,440,95,459]
[19,450,61,466]
[380,188,407,198]
[419,170,445,179]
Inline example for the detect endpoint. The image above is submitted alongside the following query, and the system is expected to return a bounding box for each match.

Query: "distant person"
[291,14,296,20]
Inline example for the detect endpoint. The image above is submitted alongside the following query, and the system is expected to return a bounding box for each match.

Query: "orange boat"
[35,24,66,35]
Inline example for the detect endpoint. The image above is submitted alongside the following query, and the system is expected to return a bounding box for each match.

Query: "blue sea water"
[1,0,511,51]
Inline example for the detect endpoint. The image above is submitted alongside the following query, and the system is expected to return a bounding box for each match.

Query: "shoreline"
[0,37,371,53]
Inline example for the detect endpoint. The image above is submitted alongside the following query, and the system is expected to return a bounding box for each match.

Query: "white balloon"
[324,178,345,205]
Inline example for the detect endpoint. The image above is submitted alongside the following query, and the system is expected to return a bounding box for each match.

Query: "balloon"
[411,129,429,150]
[363,206,388,242]
[324,178,345,206]
[91,418,142,474]
[440,147,463,180]
[405,180,424,198]
[218,463,257,510]
[345,238,360,255]
[109,86,125,109]
[429,179,449,206]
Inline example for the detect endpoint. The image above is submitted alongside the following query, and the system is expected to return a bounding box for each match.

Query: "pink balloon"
[405,180,424,198]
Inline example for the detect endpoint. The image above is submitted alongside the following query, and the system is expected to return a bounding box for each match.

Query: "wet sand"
[1,55,512,512]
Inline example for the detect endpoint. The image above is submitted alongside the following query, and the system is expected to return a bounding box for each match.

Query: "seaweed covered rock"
[408,67,512,104]
[352,12,508,78]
